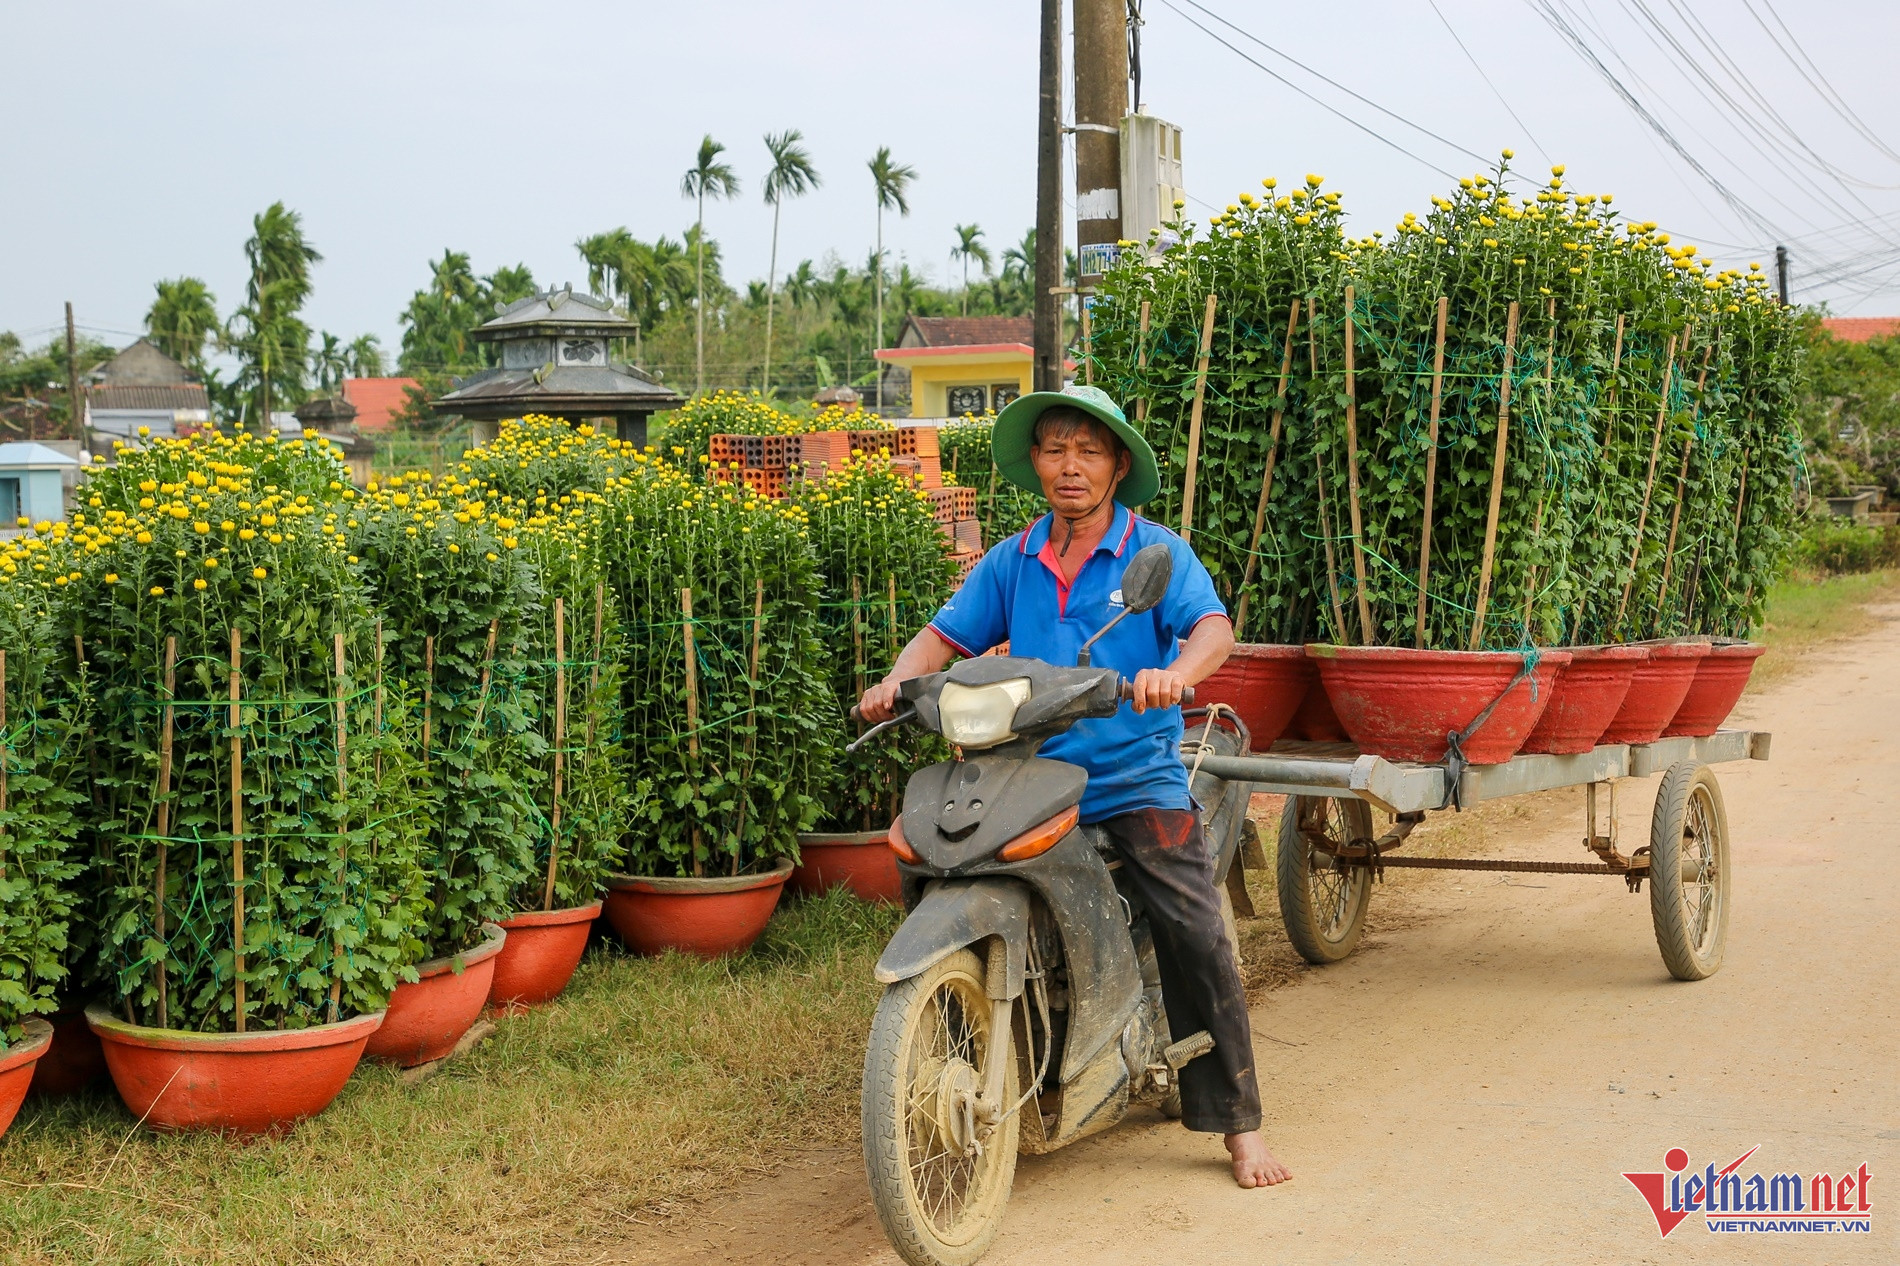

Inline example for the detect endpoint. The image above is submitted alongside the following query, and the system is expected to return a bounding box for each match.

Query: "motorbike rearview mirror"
[1119,543,1173,613]
[1076,543,1174,666]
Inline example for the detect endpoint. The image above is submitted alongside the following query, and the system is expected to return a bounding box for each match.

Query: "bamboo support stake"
[1341,286,1373,644]
[1616,335,1682,626]
[460,620,501,790]
[153,637,175,1028]
[887,574,899,665]
[421,635,435,767]
[586,581,605,749]
[1133,300,1153,422]
[1654,346,1715,621]
[1468,301,1520,651]
[544,599,566,910]
[851,576,866,700]
[1656,440,1696,614]
[1306,298,1347,639]
[747,578,764,727]
[74,635,100,812]
[1179,293,1219,542]
[372,621,384,783]
[1235,298,1303,637]
[1079,301,1094,385]
[681,594,708,869]
[1416,295,1450,648]
[330,633,348,1022]
[229,628,245,1033]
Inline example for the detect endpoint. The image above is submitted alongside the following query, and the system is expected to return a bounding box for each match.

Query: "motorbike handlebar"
[1118,679,1195,707]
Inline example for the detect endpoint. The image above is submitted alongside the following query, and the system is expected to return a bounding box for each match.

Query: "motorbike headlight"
[937,678,1031,749]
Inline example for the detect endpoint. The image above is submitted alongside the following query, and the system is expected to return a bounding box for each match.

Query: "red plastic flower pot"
[1307,645,1571,765]
[488,903,602,1011]
[793,831,902,904]
[1193,644,1311,749]
[0,1019,54,1141]
[603,859,794,959]
[86,1005,380,1135]
[1663,643,1767,738]
[1520,645,1650,755]
[1598,642,1711,746]
[27,1003,107,1098]
[1288,665,1346,741]
[363,923,507,1068]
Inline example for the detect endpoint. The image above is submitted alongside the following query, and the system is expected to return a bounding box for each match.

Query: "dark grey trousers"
[1097,807,1262,1134]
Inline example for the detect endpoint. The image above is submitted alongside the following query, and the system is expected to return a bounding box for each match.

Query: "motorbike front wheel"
[862,948,1020,1266]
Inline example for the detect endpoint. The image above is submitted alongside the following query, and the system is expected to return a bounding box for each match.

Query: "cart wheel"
[1647,761,1731,981]
[1277,796,1374,964]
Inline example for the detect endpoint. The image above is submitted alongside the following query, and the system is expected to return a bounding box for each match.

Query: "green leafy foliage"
[0,580,90,1045]
[794,455,956,830]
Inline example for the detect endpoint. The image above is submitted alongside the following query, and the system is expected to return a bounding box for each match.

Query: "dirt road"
[626,606,1898,1265]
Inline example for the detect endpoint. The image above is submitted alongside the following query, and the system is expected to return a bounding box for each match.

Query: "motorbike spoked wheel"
[863,948,1020,1266]
[1277,795,1374,964]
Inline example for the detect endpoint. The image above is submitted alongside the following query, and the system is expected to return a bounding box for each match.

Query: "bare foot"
[1225,1130,1292,1188]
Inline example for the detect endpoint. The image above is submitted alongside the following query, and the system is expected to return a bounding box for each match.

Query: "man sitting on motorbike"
[857,384,1291,1189]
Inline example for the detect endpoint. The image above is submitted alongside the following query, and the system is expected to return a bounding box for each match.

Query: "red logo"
[1624,1147,1873,1237]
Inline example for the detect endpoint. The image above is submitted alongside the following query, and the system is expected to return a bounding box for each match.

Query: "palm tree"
[232,202,322,429]
[345,333,384,378]
[144,277,219,372]
[680,135,741,395]
[782,259,818,310]
[760,129,820,395]
[314,332,348,395]
[867,146,917,410]
[950,224,991,316]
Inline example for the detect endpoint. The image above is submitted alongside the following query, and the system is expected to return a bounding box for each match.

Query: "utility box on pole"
[1120,114,1185,252]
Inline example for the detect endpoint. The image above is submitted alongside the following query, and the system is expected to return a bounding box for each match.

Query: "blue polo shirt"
[927,502,1228,824]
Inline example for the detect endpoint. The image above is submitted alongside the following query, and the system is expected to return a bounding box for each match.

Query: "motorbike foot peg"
[1163,1030,1215,1070]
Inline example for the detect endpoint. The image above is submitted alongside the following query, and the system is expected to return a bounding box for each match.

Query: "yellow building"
[874,316,1039,418]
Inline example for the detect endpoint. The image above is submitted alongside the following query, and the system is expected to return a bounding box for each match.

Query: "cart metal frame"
[1188,728,1770,979]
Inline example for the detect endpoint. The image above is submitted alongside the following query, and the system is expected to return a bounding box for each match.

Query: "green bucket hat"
[991,384,1161,507]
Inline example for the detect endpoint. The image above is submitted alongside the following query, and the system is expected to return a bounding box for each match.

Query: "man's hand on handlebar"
[1128,667,1190,714]
[857,677,904,725]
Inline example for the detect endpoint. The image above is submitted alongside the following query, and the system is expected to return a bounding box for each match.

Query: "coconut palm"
[867,146,918,410]
[144,277,219,372]
[950,224,992,315]
[760,129,821,395]
[345,333,384,378]
[680,135,741,395]
[230,202,322,429]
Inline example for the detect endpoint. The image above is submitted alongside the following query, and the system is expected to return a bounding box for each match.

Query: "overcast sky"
[5,0,1898,361]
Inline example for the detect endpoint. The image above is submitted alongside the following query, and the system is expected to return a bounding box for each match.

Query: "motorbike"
[850,543,1254,1266]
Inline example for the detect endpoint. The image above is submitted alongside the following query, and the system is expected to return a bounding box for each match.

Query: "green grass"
[1752,568,1900,687]
[0,892,899,1266]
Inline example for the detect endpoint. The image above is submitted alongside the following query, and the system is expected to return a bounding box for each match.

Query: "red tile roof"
[342,377,421,434]
[904,316,1034,348]
[1822,317,1900,344]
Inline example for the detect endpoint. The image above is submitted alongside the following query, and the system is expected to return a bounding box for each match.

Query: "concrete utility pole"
[64,302,79,443]
[1033,0,1065,393]
[1775,244,1790,305]
[1072,0,1129,286]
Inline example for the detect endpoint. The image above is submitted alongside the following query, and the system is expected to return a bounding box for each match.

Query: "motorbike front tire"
[862,948,1020,1266]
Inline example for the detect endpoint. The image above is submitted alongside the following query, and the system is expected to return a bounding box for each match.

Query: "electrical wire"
[1744,0,1900,169]
[1427,0,1550,166]
[1168,0,1490,168]
[1152,0,1460,180]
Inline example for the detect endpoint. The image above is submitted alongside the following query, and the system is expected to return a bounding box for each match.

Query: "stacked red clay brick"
[712,423,986,585]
